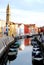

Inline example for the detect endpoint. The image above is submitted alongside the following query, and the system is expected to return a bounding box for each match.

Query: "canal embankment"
[0,35,14,58]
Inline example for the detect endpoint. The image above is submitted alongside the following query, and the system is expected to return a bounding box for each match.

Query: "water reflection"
[0,55,8,65]
[8,41,19,62]
[8,54,17,61]
[1,52,17,65]
[4,46,32,65]
[1,40,32,65]
[1,34,44,65]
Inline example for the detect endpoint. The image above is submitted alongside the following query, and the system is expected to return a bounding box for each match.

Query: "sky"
[0,0,44,27]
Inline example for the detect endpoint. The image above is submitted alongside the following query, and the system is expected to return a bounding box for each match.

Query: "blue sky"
[0,0,44,27]
[0,0,44,11]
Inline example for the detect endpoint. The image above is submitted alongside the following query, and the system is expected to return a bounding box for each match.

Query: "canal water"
[7,46,33,65]
[1,34,44,65]
[1,39,33,65]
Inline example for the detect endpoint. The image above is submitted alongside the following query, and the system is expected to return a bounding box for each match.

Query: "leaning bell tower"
[6,4,10,26]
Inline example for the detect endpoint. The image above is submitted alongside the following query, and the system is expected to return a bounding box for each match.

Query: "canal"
[1,39,33,65]
[0,33,44,65]
[7,45,33,65]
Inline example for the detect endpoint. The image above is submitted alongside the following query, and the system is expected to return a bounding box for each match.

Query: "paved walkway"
[0,35,14,57]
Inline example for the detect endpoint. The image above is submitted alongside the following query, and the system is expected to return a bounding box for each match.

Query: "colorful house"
[24,24,30,46]
[29,24,38,35]
[8,23,18,36]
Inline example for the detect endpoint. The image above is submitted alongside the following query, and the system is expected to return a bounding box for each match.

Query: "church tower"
[6,4,10,26]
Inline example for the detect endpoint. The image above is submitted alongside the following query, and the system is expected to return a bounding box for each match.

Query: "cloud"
[0,9,6,21]
[0,8,44,27]
[10,9,44,27]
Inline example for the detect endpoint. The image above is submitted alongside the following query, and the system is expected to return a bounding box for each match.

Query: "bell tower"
[6,4,10,26]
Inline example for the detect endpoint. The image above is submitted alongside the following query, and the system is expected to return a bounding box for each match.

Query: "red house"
[24,24,30,46]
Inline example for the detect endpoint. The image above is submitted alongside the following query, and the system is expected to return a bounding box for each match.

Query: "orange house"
[24,24,30,46]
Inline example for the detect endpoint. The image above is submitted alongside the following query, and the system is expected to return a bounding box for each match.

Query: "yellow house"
[8,23,18,36]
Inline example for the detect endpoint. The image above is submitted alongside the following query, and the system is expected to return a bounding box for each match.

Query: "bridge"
[0,33,43,59]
